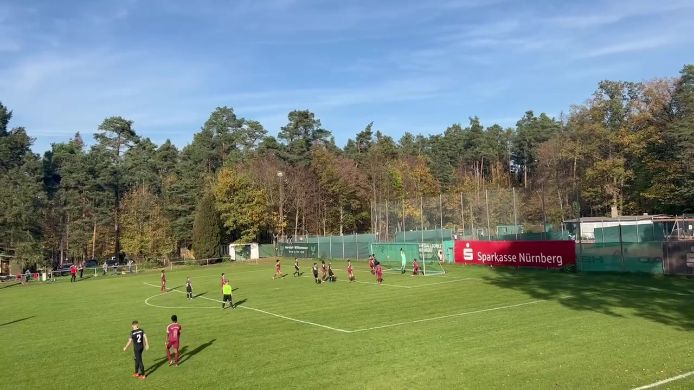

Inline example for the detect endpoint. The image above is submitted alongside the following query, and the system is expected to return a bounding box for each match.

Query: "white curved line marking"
[144,291,218,309]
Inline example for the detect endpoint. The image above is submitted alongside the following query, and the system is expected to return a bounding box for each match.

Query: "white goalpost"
[370,242,446,276]
[228,243,260,263]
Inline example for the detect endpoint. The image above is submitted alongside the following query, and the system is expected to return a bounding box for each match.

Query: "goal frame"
[370,242,446,276]
[228,243,260,263]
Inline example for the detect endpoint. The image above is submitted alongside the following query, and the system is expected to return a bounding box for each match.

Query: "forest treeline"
[1,65,692,266]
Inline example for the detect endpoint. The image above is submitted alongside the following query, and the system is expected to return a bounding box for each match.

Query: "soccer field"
[1,260,693,390]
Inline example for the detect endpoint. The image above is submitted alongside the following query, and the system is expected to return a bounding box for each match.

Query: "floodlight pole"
[277,171,284,242]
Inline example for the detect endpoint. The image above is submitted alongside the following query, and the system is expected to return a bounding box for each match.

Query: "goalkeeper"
[400,248,407,274]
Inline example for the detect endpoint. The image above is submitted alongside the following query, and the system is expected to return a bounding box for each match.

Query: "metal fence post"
[513,188,518,240]
[485,189,491,239]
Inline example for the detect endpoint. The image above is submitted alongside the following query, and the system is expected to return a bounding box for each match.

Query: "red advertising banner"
[454,240,576,269]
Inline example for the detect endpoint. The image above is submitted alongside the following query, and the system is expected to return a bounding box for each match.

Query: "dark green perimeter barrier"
[577,242,664,274]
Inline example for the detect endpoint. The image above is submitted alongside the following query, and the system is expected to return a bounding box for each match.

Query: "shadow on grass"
[234,298,247,307]
[0,316,35,327]
[0,282,21,289]
[480,267,694,330]
[178,339,216,365]
[194,292,207,298]
[145,346,188,376]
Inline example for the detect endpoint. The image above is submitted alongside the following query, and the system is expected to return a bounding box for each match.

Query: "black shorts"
[223,294,232,301]
[313,272,318,278]
[186,287,192,292]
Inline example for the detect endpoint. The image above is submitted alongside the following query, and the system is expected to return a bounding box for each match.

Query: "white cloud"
[547,0,694,28]
[578,35,679,58]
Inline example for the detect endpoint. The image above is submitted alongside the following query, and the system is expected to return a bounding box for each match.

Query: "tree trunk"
[339,203,344,236]
[114,186,121,263]
[65,214,70,261]
[294,206,299,239]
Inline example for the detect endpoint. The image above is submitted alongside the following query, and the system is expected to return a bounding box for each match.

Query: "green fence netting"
[370,243,420,265]
[577,242,664,273]
[259,244,276,258]
[593,225,666,243]
[443,240,455,264]
[395,229,453,243]
[303,234,376,259]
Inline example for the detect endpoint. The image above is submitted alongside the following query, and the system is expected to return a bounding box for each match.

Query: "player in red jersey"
[165,315,182,366]
[320,260,327,282]
[346,260,355,282]
[368,255,375,274]
[412,259,421,276]
[220,273,227,290]
[273,259,282,279]
[160,270,166,292]
[375,263,383,284]
[70,264,77,283]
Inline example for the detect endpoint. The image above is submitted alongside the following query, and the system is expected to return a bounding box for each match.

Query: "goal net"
[370,243,446,275]
[228,243,259,262]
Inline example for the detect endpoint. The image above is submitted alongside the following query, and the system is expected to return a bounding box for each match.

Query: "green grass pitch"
[1,259,693,389]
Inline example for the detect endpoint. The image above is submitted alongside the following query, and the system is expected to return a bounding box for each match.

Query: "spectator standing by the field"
[79,262,84,279]
[123,320,149,380]
[127,259,133,273]
[70,264,77,282]
[102,261,108,276]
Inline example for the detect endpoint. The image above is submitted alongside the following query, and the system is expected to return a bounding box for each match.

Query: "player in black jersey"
[293,258,301,277]
[123,320,149,379]
[185,277,193,299]
[327,262,336,282]
[312,262,320,284]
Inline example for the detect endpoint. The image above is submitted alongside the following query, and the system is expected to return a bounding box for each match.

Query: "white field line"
[351,268,451,278]
[296,273,477,289]
[631,371,694,390]
[144,286,544,334]
[297,274,411,289]
[144,291,218,309]
[348,300,544,333]
[143,282,350,333]
[409,278,480,288]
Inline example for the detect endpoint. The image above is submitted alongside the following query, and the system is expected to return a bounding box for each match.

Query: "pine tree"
[191,191,222,260]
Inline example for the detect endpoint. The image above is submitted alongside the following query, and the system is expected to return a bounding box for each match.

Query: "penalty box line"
[144,283,543,334]
[348,300,545,333]
[631,371,694,390]
[143,282,351,333]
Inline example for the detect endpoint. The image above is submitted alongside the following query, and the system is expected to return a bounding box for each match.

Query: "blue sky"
[1,0,692,153]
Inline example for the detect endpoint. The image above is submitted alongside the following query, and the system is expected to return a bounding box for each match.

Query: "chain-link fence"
[372,188,572,241]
